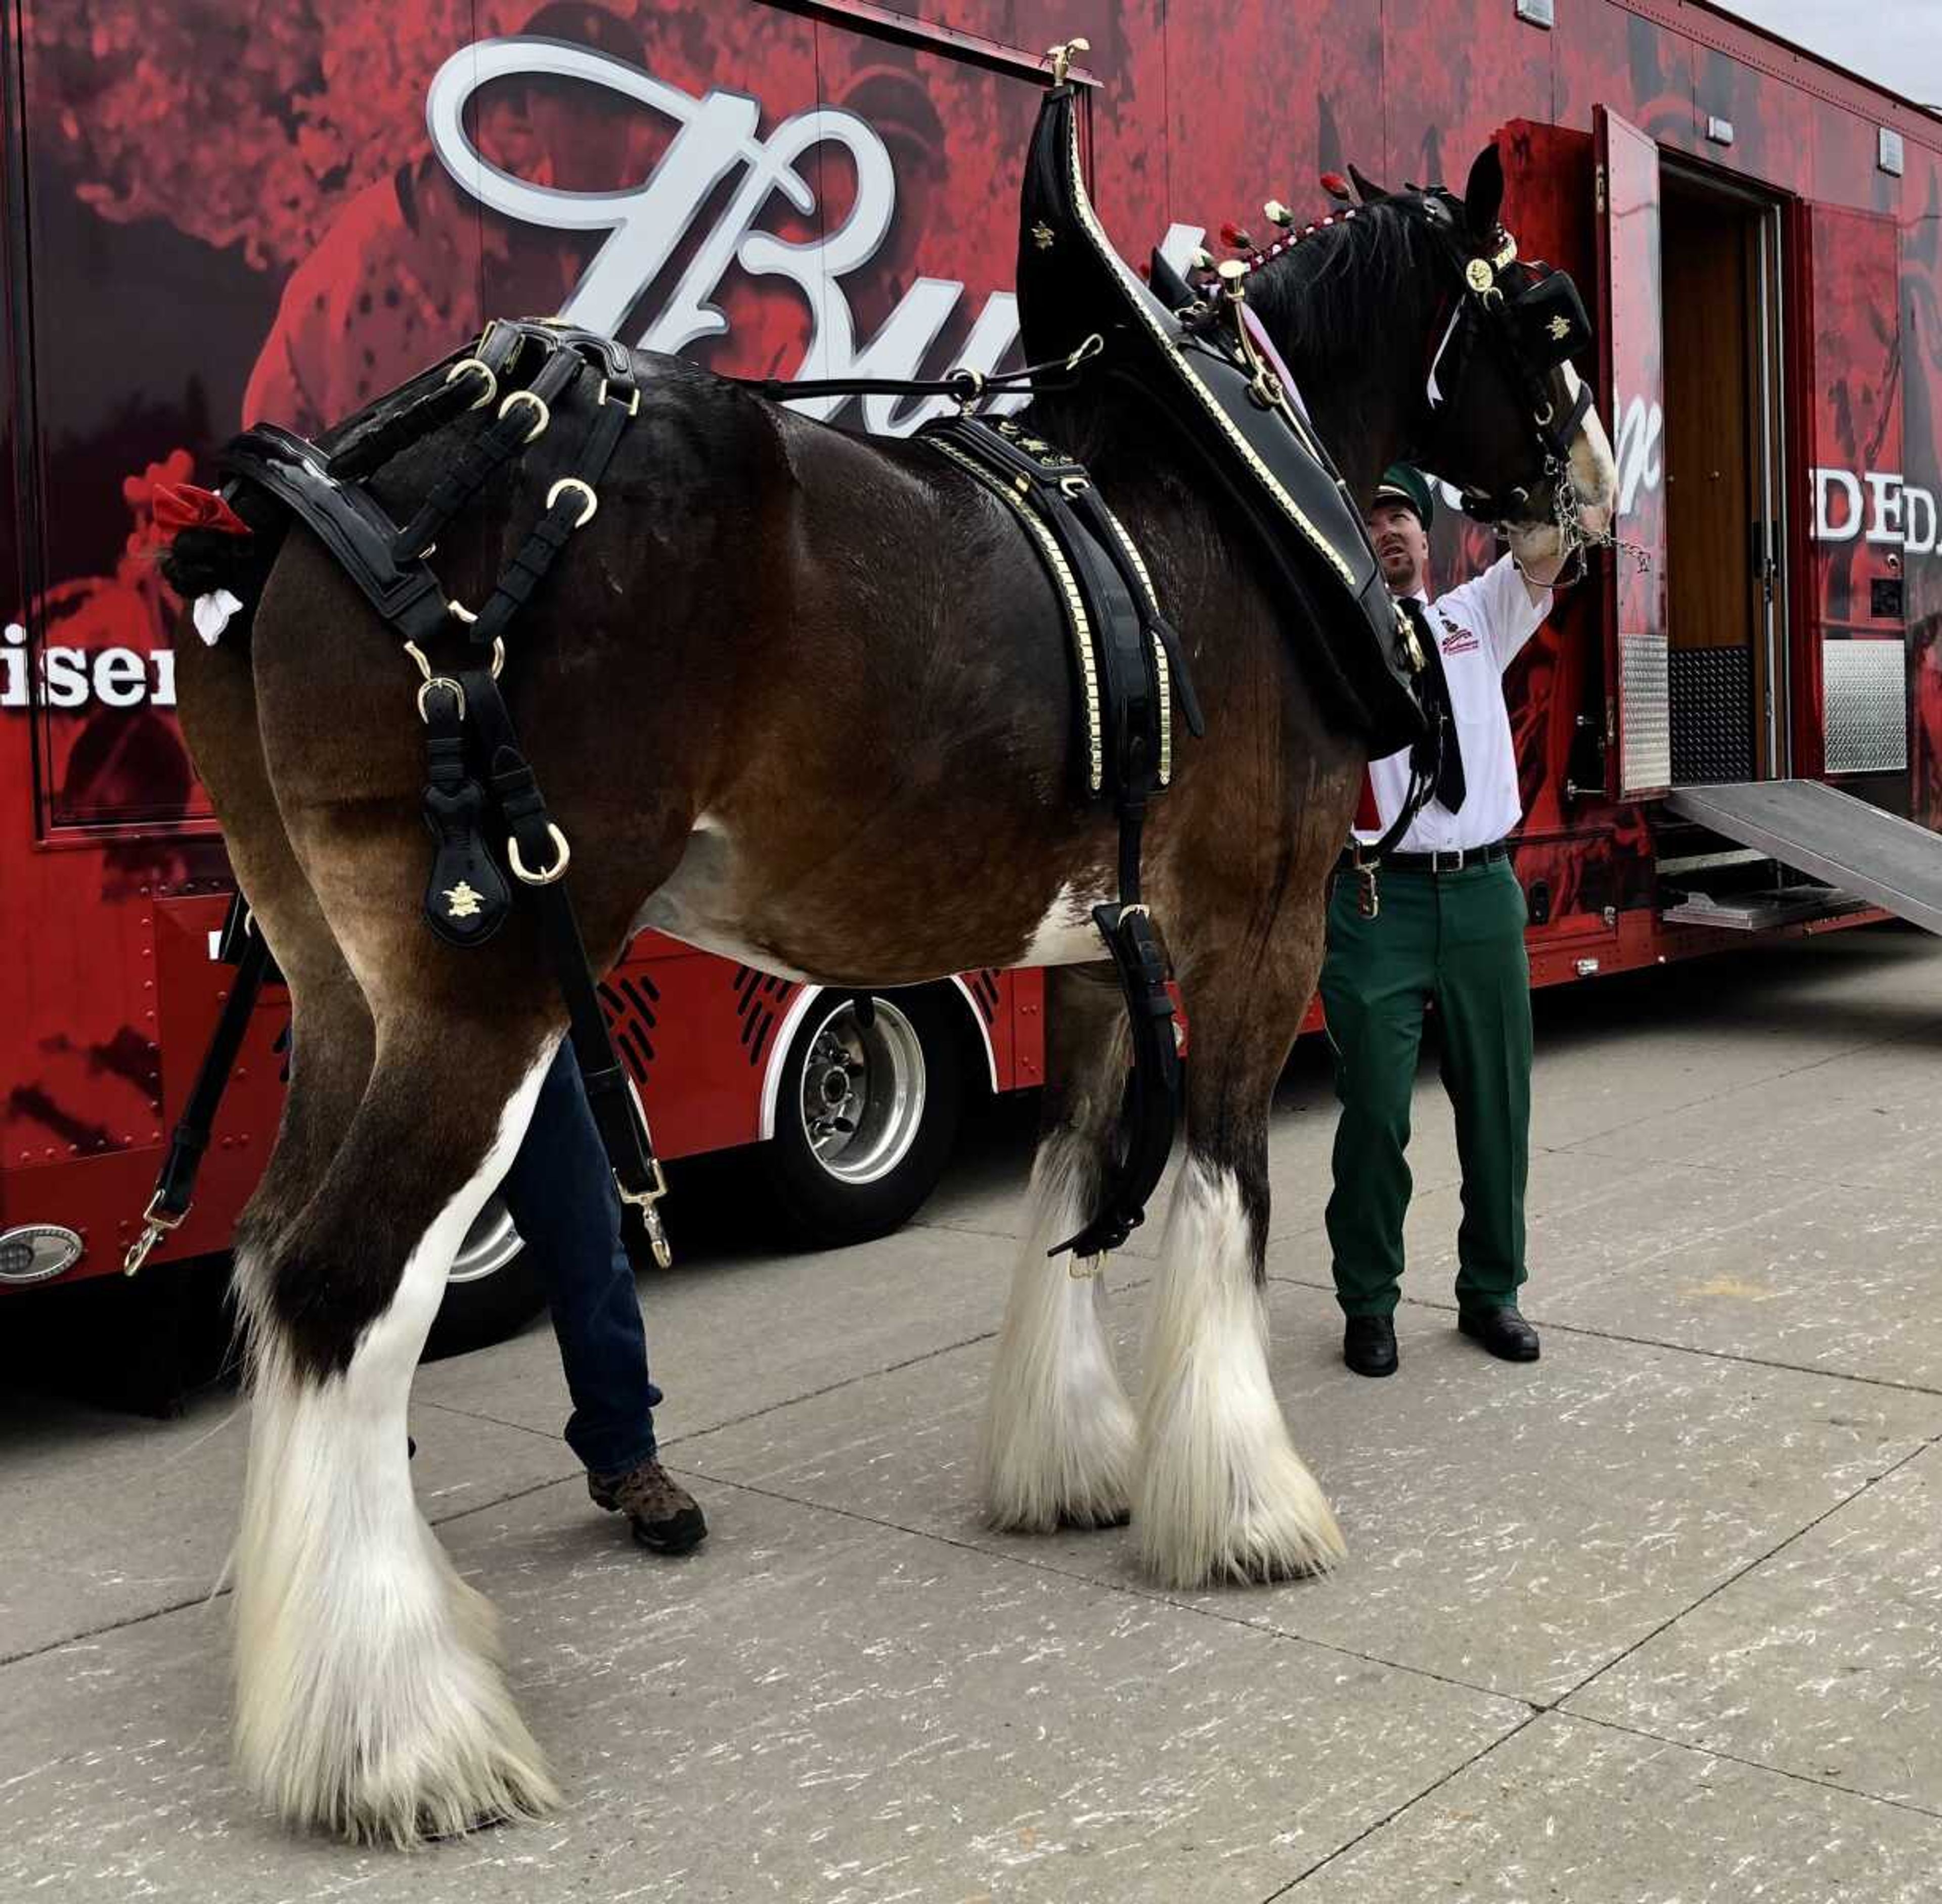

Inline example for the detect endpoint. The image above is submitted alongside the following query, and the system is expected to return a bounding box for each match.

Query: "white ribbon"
[192,590,243,645]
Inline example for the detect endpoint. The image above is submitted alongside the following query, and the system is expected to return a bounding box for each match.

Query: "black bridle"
[1406,192,1596,525]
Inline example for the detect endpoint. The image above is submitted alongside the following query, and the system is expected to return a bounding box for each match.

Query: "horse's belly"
[634,816,1108,981]
[632,818,816,982]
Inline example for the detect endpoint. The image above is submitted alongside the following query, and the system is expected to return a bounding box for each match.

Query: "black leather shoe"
[1458,1305,1540,1361]
[1343,1314,1399,1378]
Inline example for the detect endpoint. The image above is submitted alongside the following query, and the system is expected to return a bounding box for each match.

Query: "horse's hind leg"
[1135,941,1347,1588]
[232,1008,562,1845]
[980,965,1138,1531]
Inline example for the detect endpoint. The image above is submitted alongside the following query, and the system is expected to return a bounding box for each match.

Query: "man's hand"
[1505,522,1571,603]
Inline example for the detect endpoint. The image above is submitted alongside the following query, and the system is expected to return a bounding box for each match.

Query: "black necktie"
[1403,600,1466,813]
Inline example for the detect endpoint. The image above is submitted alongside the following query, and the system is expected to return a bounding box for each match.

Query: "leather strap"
[122,898,275,1273]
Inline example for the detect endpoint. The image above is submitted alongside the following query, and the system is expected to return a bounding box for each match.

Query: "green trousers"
[1318,856,1532,1319]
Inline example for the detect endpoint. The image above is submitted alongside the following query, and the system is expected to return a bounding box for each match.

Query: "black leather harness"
[916,412,1204,1259]
[127,318,678,1272]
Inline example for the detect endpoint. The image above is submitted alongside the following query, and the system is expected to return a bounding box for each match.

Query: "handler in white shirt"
[1322,463,1568,1379]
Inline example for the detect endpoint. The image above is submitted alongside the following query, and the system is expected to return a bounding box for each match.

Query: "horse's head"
[1241,144,1618,577]
[1396,146,1617,571]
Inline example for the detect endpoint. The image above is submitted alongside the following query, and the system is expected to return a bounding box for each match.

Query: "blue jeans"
[497,1042,662,1476]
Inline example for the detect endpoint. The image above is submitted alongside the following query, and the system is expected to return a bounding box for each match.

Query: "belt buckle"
[1431,847,1463,874]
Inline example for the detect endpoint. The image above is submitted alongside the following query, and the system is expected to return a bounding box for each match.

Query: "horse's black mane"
[1241,197,1436,363]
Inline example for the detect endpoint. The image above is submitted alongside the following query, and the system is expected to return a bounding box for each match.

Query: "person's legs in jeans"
[498,1042,704,1550]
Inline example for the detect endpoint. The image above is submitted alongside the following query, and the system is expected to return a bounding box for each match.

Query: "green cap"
[1372,463,1433,532]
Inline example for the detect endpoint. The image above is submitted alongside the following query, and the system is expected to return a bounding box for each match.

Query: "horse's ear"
[1347,162,1388,203]
[1463,144,1505,236]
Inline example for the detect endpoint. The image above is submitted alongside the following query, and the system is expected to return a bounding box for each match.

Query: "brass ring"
[416,676,466,724]
[1535,402,1554,425]
[403,638,433,681]
[498,388,550,443]
[546,477,598,529]
[445,358,498,410]
[491,635,505,679]
[508,822,571,885]
[449,599,478,625]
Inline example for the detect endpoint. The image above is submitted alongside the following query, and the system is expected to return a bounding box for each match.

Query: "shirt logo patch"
[1440,625,1481,657]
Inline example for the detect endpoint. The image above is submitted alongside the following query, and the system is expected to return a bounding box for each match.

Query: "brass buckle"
[123,1192,185,1277]
[416,676,465,723]
[508,822,571,885]
[619,1158,673,1268]
[1068,1250,1107,1280]
[598,377,641,416]
[545,477,598,529]
[498,388,550,443]
[445,357,498,410]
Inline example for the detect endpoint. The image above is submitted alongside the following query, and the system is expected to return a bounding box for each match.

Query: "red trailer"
[5,0,1940,1326]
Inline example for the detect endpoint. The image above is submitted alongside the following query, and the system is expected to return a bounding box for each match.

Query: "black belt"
[1340,840,1511,875]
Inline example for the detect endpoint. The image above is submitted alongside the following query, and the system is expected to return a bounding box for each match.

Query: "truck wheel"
[422,1195,547,1359]
[760,990,964,1248]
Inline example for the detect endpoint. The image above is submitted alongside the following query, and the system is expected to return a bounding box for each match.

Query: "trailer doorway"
[1659,162,1790,786]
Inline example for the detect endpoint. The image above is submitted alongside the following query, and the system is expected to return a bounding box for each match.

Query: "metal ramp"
[1663,780,1942,935]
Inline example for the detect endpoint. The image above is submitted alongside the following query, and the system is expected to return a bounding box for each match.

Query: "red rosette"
[152,482,250,538]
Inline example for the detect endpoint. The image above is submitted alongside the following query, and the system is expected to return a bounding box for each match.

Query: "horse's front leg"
[1134,939,1347,1587]
[980,964,1139,1531]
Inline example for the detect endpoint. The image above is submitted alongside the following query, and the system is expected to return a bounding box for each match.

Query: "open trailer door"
[1663,204,1942,938]
[1595,105,1670,802]
[1798,204,1907,792]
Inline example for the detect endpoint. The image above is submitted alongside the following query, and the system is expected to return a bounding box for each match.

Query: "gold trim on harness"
[1094,499,1175,787]
[1057,111,1358,592]
[924,434,1105,794]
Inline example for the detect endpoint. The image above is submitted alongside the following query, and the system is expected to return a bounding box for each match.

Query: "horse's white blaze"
[980,1130,1136,1530]
[232,1047,558,1845]
[1135,1157,1345,1587]
[1018,880,1115,967]
[1563,364,1618,528]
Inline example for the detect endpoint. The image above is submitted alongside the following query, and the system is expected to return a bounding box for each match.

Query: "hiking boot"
[588,1456,708,1555]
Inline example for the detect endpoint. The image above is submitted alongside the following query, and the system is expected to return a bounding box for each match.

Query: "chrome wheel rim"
[796,998,927,1186]
[447,1195,523,1284]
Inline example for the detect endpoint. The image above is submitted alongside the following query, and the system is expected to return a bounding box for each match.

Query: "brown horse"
[167,144,1614,1843]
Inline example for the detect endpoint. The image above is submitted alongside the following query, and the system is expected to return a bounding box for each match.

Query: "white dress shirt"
[1355,555,1552,853]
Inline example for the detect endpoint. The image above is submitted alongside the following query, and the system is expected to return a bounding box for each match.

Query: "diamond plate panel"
[1620,632,1670,794]
[1669,647,1753,785]
[1823,639,1907,775]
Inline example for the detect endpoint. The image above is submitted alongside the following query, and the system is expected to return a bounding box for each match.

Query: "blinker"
[1511,268,1591,366]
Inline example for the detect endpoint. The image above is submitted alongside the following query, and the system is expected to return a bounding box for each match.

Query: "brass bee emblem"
[1548,314,1572,342]
[444,881,483,920]
[1031,222,1055,251]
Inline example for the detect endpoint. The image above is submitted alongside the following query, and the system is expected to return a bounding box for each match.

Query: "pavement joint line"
[1263,1708,1550,1896]
[1553,1435,1938,1717]
[1261,1273,1942,1401]
[650,1273,1153,1452]
[1534,1033,1907,1150]
[1560,1705,1942,1822]
[1549,1139,1942,1204]
[662,1467,1536,1712]
[0,1465,586,1671]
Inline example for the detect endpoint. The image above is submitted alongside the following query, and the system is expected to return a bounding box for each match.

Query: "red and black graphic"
[6,0,1942,1281]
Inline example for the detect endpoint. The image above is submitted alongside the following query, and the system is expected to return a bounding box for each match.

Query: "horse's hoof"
[1061,1503,1132,1529]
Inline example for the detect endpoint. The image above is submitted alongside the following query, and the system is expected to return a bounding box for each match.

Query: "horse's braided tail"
[157,484,289,626]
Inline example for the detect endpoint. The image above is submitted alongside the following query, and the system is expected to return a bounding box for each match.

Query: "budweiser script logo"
[425,37,1030,435]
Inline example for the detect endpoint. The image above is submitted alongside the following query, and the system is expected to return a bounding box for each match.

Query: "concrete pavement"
[5,923,1941,1901]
